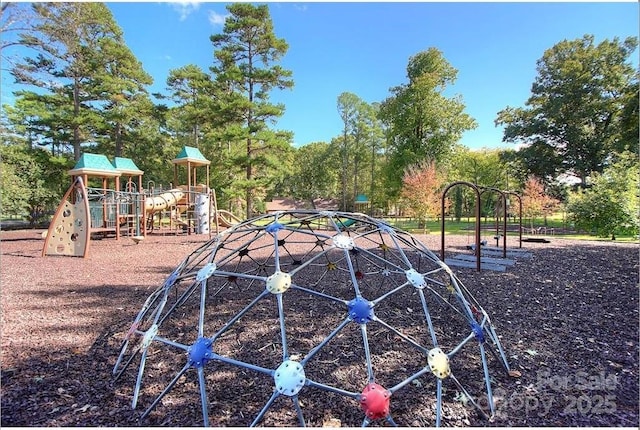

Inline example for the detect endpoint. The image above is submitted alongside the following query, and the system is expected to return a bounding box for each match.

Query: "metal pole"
[474,189,481,271]
[441,181,481,271]
[480,187,508,259]
[518,195,523,248]
[502,192,507,258]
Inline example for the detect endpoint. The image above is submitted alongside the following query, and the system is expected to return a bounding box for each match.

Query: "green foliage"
[447,147,511,218]
[4,92,73,154]
[275,141,339,203]
[0,144,71,224]
[453,186,463,221]
[499,142,561,185]
[0,147,30,216]
[336,92,384,211]
[12,2,153,160]
[3,6,636,227]
[210,3,294,218]
[496,35,639,185]
[449,147,506,188]
[614,80,639,156]
[165,64,214,149]
[380,48,477,198]
[567,152,639,238]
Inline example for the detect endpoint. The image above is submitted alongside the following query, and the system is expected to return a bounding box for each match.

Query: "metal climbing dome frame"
[114,210,512,426]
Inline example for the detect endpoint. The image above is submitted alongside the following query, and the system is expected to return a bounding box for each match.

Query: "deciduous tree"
[521,176,559,229]
[380,48,476,197]
[496,35,638,186]
[567,152,639,239]
[400,160,446,233]
[276,141,339,204]
[0,143,70,224]
[336,92,383,211]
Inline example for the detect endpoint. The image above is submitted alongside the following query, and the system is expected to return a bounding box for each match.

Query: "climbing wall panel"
[42,177,90,258]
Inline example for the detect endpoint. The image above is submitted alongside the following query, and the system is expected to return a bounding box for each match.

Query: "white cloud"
[168,1,201,21]
[208,10,229,26]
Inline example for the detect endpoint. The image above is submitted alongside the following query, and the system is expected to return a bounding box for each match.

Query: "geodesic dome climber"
[113,210,512,426]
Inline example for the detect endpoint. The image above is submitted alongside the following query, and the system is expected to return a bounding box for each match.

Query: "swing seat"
[466,240,487,250]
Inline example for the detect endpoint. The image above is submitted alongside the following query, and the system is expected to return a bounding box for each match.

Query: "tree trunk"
[369,143,375,215]
[115,122,123,157]
[246,137,253,219]
[341,135,348,211]
[353,155,359,211]
[73,77,81,161]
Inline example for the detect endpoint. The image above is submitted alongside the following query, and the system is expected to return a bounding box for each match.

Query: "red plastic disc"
[359,382,390,419]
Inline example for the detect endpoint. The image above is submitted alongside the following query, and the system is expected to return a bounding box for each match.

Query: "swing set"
[440,181,522,271]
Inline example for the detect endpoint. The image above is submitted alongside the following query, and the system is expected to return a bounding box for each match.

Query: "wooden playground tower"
[168,146,211,235]
[42,153,144,259]
[43,146,225,259]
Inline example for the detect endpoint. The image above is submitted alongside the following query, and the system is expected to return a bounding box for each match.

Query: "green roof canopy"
[355,194,369,203]
[68,153,120,177]
[112,157,143,176]
[172,146,210,166]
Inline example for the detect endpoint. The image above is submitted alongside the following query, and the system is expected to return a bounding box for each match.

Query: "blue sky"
[3,1,639,150]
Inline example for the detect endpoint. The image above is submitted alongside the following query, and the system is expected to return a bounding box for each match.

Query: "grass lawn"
[385,215,638,243]
[3,212,638,243]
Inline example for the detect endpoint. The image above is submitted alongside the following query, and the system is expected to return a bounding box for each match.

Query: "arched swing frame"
[441,181,481,271]
[441,184,523,271]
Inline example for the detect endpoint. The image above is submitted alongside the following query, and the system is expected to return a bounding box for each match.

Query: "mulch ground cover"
[1,228,638,427]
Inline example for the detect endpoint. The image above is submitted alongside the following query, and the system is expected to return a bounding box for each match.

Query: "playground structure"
[113,210,513,426]
[43,147,241,258]
[440,182,526,272]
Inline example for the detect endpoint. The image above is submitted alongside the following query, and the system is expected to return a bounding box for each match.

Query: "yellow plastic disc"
[427,347,450,379]
[266,271,292,294]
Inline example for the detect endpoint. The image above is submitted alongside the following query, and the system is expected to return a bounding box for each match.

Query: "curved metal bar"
[441,181,481,271]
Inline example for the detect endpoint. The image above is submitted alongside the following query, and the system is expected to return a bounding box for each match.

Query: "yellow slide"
[145,189,186,213]
[145,187,241,230]
[145,189,190,230]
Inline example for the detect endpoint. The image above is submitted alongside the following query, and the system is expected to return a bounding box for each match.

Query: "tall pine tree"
[210,3,293,218]
[12,3,152,160]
